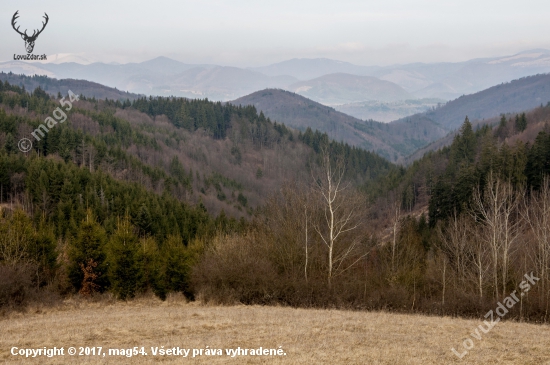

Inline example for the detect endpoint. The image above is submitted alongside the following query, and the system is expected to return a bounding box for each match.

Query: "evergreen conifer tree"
[107,216,141,300]
[69,209,108,292]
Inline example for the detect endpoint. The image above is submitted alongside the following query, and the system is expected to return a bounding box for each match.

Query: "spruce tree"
[499,115,507,127]
[107,216,141,300]
[496,115,509,139]
[457,117,476,164]
[4,133,15,154]
[136,236,159,294]
[152,235,201,300]
[515,113,527,132]
[135,204,152,236]
[69,209,108,292]
[32,219,57,285]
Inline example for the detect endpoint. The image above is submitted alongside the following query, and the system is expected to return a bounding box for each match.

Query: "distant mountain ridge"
[255,50,550,100]
[391,73,550,131]
[233,73,550,162]
[0,59,297,101]
[249,58,379,80]
[2,49,550,104]
[4,70,550,164]
[0,72,143,101]
[287,73,411,104]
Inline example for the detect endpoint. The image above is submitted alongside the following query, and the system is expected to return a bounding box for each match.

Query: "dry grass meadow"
[1,295,550,364]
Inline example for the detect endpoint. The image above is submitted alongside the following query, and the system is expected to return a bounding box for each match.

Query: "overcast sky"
[1,0,550,66]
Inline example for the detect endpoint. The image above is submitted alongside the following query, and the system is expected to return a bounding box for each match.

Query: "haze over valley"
[3,49,550,124]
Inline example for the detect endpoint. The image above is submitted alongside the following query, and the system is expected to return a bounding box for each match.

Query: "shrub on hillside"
[0,264,33,307]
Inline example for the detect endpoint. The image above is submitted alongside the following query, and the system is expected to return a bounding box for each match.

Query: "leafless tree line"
[437,173,550,320]
[193,151,550,321]
[193,148,373,305]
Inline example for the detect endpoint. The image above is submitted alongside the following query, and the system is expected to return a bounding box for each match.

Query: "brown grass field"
[1,295,550,364]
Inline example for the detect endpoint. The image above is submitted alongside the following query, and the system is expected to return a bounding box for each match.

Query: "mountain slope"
[250,58,379,80]
[231,89,447,162]
[251,50,550,100]
[159,67,297,100]
[2,50,550,103]
[375,50,550,98]
[391,73,550,133]
[0,72,143,101]
[287,73,411,104]
[0,77,392,218]
[0,59,297,100]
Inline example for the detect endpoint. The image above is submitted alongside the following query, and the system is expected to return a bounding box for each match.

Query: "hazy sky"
[2,0,550,66]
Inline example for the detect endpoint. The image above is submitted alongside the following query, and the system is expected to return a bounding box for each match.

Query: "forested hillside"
[0,78,392,305]
[384,106,550,217]
[0,72,142,102]
[392,73,550,132]
[3,75,550,324]
[195,104,550,321]
[232,89,447,162]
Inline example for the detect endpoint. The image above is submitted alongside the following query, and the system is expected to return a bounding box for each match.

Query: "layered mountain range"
[233,73,550,162]
[3,69,550,163]
[2,49,550,111]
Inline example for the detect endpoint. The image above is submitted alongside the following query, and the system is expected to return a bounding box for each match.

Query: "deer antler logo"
[12,11,49,54]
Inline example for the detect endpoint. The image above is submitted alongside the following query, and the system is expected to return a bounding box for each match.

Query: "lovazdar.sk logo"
[12,10,48,61]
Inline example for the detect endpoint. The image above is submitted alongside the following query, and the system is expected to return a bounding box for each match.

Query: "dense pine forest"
[1,76,550,323]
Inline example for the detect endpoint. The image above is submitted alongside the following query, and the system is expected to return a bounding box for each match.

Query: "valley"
[3,3,550,365]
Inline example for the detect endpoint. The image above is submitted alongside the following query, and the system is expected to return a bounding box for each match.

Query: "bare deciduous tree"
[263,182,307,277]
[390,198,402,277]
[472,171,523,300]
[438,212,491,303]
[0,210,34,265]
[311,147,367,287]
[523,176,550,319]
[438,211,470,289]
[467,225,491,302]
